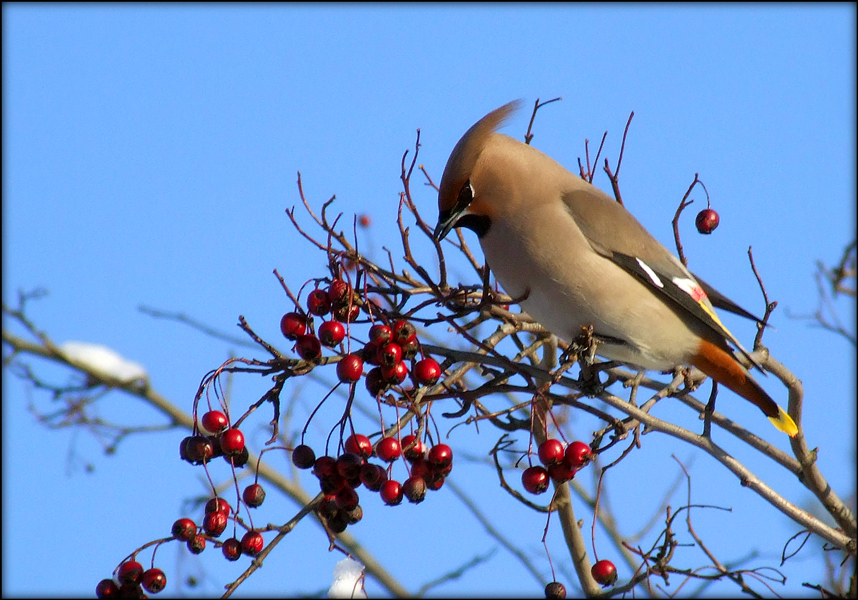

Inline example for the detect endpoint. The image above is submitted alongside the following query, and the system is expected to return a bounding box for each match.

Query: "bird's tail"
[690,339,798,437]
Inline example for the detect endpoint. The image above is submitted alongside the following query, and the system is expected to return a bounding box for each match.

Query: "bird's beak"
[433,208,460,242]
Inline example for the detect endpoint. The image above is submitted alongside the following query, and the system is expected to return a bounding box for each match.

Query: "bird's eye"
[455,180,474,212]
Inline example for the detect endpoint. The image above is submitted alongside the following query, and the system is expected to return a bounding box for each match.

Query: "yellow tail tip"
[768,406,798,437]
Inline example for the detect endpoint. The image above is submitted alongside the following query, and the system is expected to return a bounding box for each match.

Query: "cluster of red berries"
[179,409,248,468]
[522,440,593,495]
[291,433,453,533]
[280,279,443,393]
[95,561,166,598]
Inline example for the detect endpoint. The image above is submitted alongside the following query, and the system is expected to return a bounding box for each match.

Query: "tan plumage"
[433,100,797,437]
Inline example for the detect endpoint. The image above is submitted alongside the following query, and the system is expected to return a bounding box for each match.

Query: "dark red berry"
[344,504,363,525]
[279,312,306,340]
[359,463,388,491]
[695,208,720,234]
[180,435,213,465]
[203,510,228,537]
[295,334,322,360]
[171,518,196,542]
[380,479,403,505]
[96,579,119,599]
[545,581,567,599]
[402,476,427,504]
[336,354,364,383]
[243,483,266,508]
[221,537,242,561]
[306,288,331,316]
[228,445,250,468]
[141,568,167,594]
[344,434,372,459]
[219,428,245,456]
[538,439,565,467]
[522,465,550,495]
[591,559,617,586]
[318,494,339,520]
[428,444,453,469]
[375,437,401,463]
[333,302,360,323]
[292,444,316,469]
[410,456,431,480]
[187,534,206,554]
[319,471,347,495]
[392,319,417,345]
[368,324,392,344]
[401,434,425,461]
[318,320,346,347]
[362,339,382,366]
[336,453,363,480]
[205,497,230,515]
[327,512,349,533]
[326,279,353,307]
[548,461,577,483]
[400,337,420,360]
[563,441,592,469]
[335,486,360,511]
[365,367,387,396]
[117,561,144,586]
[413,358,441,385]
[241,531,264,557]
[313,455,337,479]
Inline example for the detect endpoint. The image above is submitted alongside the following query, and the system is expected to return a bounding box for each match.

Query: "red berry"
[171,518,196,542]
[295,334,322,360]
[695,208,720,234]
[279,312,306,340]
[336,354,364,383]
[538,439,565,467]
[359,463,388,491]
[117,561,144,586]
[410,456,431,480]
[187,534,206,554]
[375,437,401,463]
[380,479,403,505]
[203,510,228,537]
[413,358,441,385]
[591,559,617,586]
[241,531,264,557]
[141,568,167,594]
[402,475,427,504]
[564,441,592,469]
[344,434,372,459]
[333,302,360,323]
[427,444,453,469]
[401,434,426,461]
[368,324,392,344]
[358,214,371,227]
[318,320,346,347]
[326,279,353,308]
[522,465,550,495]
[96,579,119,598]
[306,288,331,316]
[292,444,316,469]
[545,581,567,598]
[400,337,420,360]
[548,461,577,483]
[392,319,417,345]
[381,361,408,385]
[219,428,245,456]
[221,537,242,561]
[378,342,402,368]
[200,410,228,435]
[319,471,348,495]
[243,483,266,508]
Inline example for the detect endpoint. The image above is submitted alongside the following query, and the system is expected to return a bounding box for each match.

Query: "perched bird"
[433,100,797,437]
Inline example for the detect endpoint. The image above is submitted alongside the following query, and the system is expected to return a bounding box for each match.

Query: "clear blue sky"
[3,5,855,597]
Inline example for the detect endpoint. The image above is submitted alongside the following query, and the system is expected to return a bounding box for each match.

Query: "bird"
[432,100,797,437]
